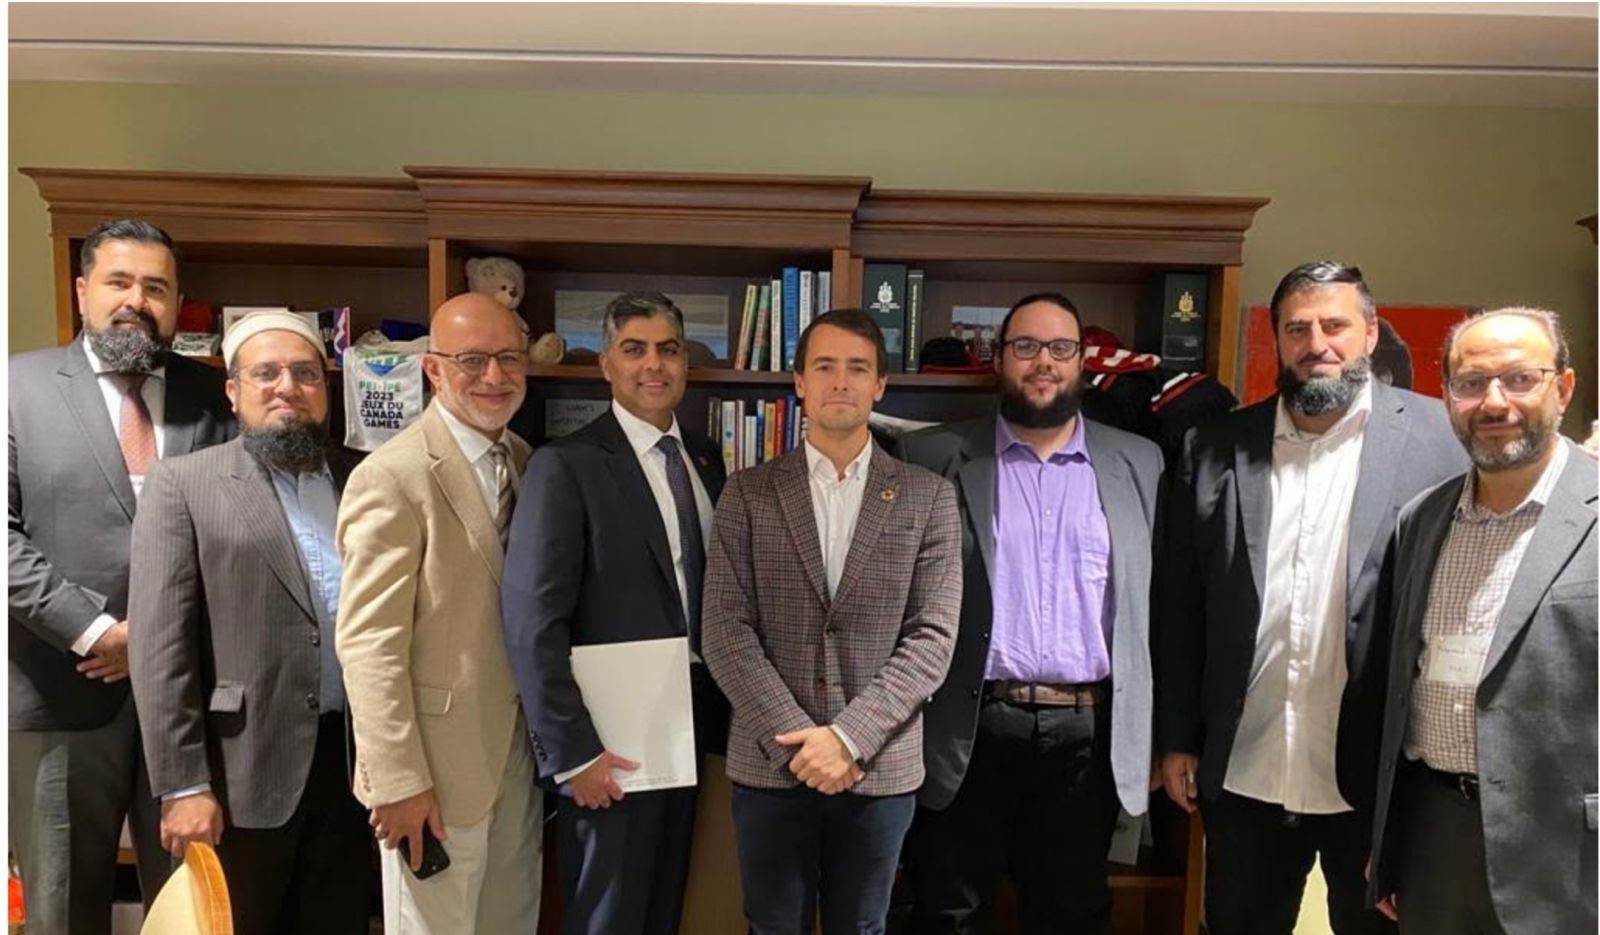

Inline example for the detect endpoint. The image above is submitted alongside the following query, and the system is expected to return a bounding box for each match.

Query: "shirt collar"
[611,399,684,459]
[996,414,1089,463]
[1457,437,1570,520]
[435,401,504,465]
[81,334,166,382]
[805,437,873,484]
[268,460,334,487]
[1273,379,1373,443]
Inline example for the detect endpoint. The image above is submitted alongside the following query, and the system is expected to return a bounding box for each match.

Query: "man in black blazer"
[900,293,1164,935]
[503,292,728,935]
[8,219,234,932]
[129,312,371,935]
[1155,262,1465,934]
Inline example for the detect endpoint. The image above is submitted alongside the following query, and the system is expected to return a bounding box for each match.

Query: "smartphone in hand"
[398,824,451,880]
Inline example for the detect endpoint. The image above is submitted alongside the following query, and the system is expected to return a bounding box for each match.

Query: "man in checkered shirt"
[1369,307,1596,934]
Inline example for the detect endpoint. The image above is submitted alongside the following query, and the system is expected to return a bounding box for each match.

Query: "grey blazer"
[1370,443,1597,933]
[1154,382,1465,810]
[899,414,1164,815]
[703,443,962,796]
[127,437,355,829]
[8,341,234,730]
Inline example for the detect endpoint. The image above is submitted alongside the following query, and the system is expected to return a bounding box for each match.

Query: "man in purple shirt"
[899,292,1164,934]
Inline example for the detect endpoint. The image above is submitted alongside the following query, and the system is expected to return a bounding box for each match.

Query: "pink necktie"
[118,374,157,477]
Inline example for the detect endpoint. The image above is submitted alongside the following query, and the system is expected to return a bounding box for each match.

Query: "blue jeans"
[731,783,916,935]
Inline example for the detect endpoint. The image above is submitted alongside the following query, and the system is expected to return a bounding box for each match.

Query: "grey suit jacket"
[8,341,234,730]
[1154,382,1465,810]
[128,438,356,829]
[703,443,962,796]
[1371,443,1597,933]
[899,414,1164,815]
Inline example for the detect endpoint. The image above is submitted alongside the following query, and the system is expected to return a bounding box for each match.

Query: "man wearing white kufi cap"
[129,308,373,934]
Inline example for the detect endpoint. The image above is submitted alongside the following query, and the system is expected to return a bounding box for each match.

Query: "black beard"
[241,420,329,474]
[1278,356,1371,417]
[999,373,1083,429]
[84,309,171,374]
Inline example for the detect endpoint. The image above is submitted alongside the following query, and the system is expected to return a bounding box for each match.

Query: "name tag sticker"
[1423,633,1491,687]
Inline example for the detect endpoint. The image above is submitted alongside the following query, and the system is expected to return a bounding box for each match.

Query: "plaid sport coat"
[702,442,963,796]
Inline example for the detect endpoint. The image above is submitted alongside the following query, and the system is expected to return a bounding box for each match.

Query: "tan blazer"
[335,401,531,827]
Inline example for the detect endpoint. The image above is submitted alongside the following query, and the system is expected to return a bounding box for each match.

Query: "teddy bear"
[465,256,525,313]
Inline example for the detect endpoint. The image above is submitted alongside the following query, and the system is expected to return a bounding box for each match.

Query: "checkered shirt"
[1405,443,1569,773]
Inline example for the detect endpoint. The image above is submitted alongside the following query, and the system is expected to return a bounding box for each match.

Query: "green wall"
[11,80,1596,425]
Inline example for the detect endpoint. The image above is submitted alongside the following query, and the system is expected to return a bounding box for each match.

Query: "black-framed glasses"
[1445,367,1557,402]
[240,361,325,388]
[998,337,1081,361]
[426,350,529,377]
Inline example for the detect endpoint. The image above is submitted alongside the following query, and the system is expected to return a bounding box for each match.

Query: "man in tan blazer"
[336,293,541,933]
[703,309,963,935]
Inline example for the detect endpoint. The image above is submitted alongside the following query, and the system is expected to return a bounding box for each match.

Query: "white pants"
[382,727,543,933]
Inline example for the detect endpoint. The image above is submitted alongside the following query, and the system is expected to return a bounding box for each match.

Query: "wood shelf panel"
[406,165,868,250]
[20,168,426,248]
[854,188,1268,267]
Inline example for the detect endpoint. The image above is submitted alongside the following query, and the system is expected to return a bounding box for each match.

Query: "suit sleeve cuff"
[161,782,211,802]
[829,725,862,764]
[554,754,603,786]
[70,613,118,657]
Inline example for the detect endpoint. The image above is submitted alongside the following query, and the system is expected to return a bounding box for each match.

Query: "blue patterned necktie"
[655,435,704,652]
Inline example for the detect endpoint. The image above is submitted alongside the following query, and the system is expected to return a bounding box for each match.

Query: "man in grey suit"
[128,311,372,935]
[899,292,1164,935]
[9,219,234,932]
[1155,262,1464,935]
[1369,307,1595,934]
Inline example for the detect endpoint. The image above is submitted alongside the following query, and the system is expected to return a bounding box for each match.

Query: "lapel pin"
[880,488,897,502]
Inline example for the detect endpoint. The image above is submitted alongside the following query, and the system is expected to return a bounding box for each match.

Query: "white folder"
[569,636,698,793]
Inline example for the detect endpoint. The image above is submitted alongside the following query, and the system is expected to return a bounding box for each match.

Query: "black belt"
[1415,761,1479,800]
[984,680,1104,708]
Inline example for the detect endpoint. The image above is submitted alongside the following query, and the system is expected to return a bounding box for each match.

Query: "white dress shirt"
[1224,383,1372,814]
[803,439,873,599]
[554,401,713,785]
[435,402,511,517]
[72,337,168,657]
[803,437,875,762]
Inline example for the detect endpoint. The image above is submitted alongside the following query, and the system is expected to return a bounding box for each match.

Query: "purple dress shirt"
[985,417,1113,684]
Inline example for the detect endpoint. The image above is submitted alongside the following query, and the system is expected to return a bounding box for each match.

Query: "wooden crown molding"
[404,165,870,250]
[854,189,1270,267]
[19,168,427,247]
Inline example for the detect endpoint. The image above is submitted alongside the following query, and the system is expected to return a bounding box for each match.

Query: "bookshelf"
[25,164,1266,935]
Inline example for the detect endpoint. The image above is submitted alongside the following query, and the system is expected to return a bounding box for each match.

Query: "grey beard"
[999,376,1083,429]
[84,312,170,374]
[241,420,329,474]
[1279,356,1371,417]
[1463,421,1554,474]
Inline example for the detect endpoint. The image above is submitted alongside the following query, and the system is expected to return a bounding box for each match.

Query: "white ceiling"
[9,2,1597,107]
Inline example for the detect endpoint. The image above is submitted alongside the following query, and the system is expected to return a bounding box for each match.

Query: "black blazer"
[8,343,234,730]
[502,409,727,779]
[1154,382,1465,809]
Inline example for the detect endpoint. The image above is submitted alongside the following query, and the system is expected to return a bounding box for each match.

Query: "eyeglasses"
[240,362,325,388]
[426,350,529,376]
[999,337,1082,361]
[1445,367,1557,402]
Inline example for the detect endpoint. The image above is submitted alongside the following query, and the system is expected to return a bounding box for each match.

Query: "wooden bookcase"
[24,165,1267,935]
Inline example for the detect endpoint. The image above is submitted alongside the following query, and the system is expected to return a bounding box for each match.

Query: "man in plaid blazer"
[703,308,963,935]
